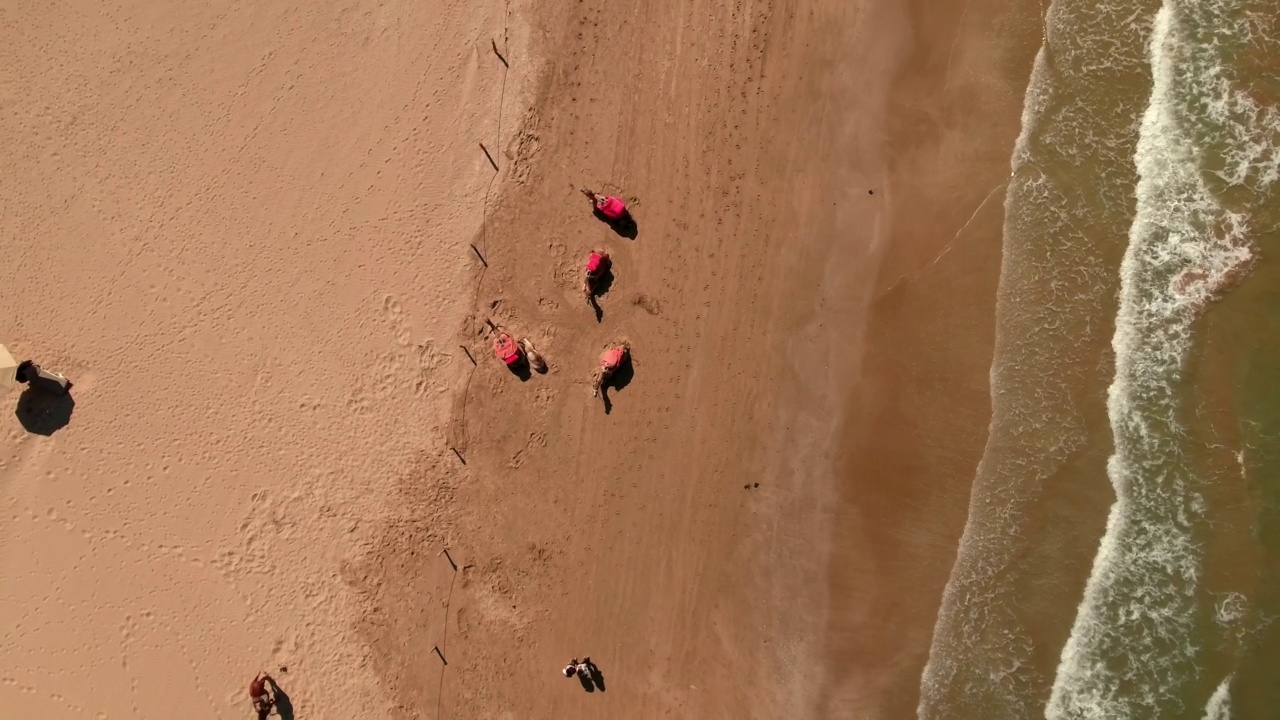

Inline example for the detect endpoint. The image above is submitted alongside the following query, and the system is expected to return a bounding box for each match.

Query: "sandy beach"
[1,0,1046,718]
[2,1,525,717]
[354,0,907,716]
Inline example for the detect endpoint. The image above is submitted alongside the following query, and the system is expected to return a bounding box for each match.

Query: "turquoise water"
[917,0,1280,717]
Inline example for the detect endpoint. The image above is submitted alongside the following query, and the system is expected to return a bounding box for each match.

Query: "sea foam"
[1202,676,1233,720]
[916,0,1154,716]
[1045,0,1274,717]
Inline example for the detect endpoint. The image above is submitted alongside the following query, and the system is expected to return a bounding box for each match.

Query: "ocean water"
[918,0,1280,717]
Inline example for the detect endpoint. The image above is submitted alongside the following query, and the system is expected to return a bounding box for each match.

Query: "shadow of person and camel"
[507,357,533,382]
[599,353,634,416]
[15,384,75,436]
[268,676,294,720]
[575,659,607,693]
[587,267,616,323]
[263,676,294,720]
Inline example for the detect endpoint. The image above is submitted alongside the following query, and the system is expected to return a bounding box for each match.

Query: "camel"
[519,338,547,373]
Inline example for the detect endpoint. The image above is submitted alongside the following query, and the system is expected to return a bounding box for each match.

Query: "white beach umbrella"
[0,344,17,394]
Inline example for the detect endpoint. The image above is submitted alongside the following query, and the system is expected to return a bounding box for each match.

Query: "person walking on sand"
[563,659,581,678]
[249,672,275,719]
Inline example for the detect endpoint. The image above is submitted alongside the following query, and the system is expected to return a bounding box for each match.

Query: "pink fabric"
[494,334,522,365]
[586,252,607,274]
[600,347,625,371]
[598,196,626,219]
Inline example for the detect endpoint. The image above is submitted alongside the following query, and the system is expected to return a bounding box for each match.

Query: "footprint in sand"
[508,431,547,468]
[411,341,452,398]
[633,294,662,316]
[382,294,412,347]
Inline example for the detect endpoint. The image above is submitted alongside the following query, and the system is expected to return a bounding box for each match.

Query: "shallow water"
[917,0,1280,717]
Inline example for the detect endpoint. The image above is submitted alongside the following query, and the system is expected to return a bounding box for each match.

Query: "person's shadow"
[586,660,606,691]
[267,677,294,720]
[15,387,75,436]
[503,355,533,382]
[599,354,634,416]
[588,268,616,323]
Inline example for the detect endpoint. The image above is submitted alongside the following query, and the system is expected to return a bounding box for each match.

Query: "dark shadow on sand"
[267,678,294,720]
[507,360,533,382]
[608,355,634,393]
[593,209,638,239]
[15,387,75,436]
[586,660,606,691]
[599,354,634,416]
[589,268,616,322]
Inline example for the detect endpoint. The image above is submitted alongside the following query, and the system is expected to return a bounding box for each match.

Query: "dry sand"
[2,0,1040,719]
[2,1,528,717]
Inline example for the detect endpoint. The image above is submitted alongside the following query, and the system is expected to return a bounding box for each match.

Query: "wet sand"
[818,1,1047,717]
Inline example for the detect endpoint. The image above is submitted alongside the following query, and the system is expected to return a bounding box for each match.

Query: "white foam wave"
[916,0,1158,716]
[1046,1,1273,717]
[1202,676,1233,720]
[916,0,1160,715]
[1214,592,1248,628]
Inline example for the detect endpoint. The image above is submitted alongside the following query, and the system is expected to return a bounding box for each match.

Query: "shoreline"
[818,0,1047,716]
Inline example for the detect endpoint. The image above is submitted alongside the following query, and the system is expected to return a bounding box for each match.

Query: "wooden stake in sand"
[491,39,508,68]
[441,548,458,572]
[469,243,488,267]
[479,142,498,171]
[433,646,448,666]
[449,446,466,465]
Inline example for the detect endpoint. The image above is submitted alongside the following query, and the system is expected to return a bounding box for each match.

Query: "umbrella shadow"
[599,355,634,416]
[15,387,75,436]
[593,209,638,239]
[507,360,533,382]
[588,268,616,323]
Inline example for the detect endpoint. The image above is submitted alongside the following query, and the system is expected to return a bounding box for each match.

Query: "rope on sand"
[452,0,513,458]
[436,2,512,718]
